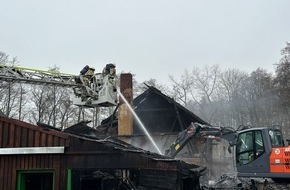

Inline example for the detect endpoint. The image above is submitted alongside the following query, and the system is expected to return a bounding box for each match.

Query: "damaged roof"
[62,121,204,175]
[0,116,203,173]
[133,85,209,125]
[64,121,99,138]
[101,85,209,135]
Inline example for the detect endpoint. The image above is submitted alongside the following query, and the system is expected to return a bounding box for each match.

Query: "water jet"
[118,90,163,155]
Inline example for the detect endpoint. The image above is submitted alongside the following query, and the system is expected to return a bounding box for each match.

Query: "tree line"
[143,42,290,137]
[0,43,289,137]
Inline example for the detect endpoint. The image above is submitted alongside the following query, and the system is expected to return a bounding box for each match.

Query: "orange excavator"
[165,123,290,182]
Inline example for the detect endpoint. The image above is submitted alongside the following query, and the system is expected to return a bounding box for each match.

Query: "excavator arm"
[164,122,237,158]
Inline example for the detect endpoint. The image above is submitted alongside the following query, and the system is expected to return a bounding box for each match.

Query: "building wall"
[0,155,67,190]
[0,117,69,190]
[0,117,68,148]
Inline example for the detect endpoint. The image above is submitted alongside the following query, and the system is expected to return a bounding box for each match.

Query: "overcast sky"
[1,1,290,85]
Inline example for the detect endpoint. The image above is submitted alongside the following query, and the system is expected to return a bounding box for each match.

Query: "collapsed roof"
[101,85,209,135]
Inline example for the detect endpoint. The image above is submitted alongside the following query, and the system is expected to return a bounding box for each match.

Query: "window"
[269,129,284,147]
[17,170,54,190]
[236,130,265,165]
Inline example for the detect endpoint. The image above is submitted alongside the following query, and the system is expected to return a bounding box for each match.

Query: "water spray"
[118,90,163,155]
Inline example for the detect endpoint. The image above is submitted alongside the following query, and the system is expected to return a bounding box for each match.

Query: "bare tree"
[242,69,275,126]
[0,51,18,65]
[53,88,81,129]
[216,69,248,126]
[0,82,24,118]
[274,42,290,134]
[0,52,9,63]
[0,51,21,117]
[169,69,193,107]
[29,85,50,124]
[190,65,221,123]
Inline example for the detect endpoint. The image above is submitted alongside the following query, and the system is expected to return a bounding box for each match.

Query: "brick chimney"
[118,73,133,142]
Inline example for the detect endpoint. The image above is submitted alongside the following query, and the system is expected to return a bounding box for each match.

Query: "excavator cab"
[236,127,290,180]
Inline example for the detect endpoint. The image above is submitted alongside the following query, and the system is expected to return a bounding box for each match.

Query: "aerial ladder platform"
[0,64,118,107]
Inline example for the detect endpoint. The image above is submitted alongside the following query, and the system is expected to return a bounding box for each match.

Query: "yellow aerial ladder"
[0,64,118,107]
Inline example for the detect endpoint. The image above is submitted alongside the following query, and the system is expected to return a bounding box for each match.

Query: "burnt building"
[102,85,209,157]
[0,116,204,190]
[99,84,229,180]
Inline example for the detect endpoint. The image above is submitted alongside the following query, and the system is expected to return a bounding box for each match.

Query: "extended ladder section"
[0,64,118,107]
